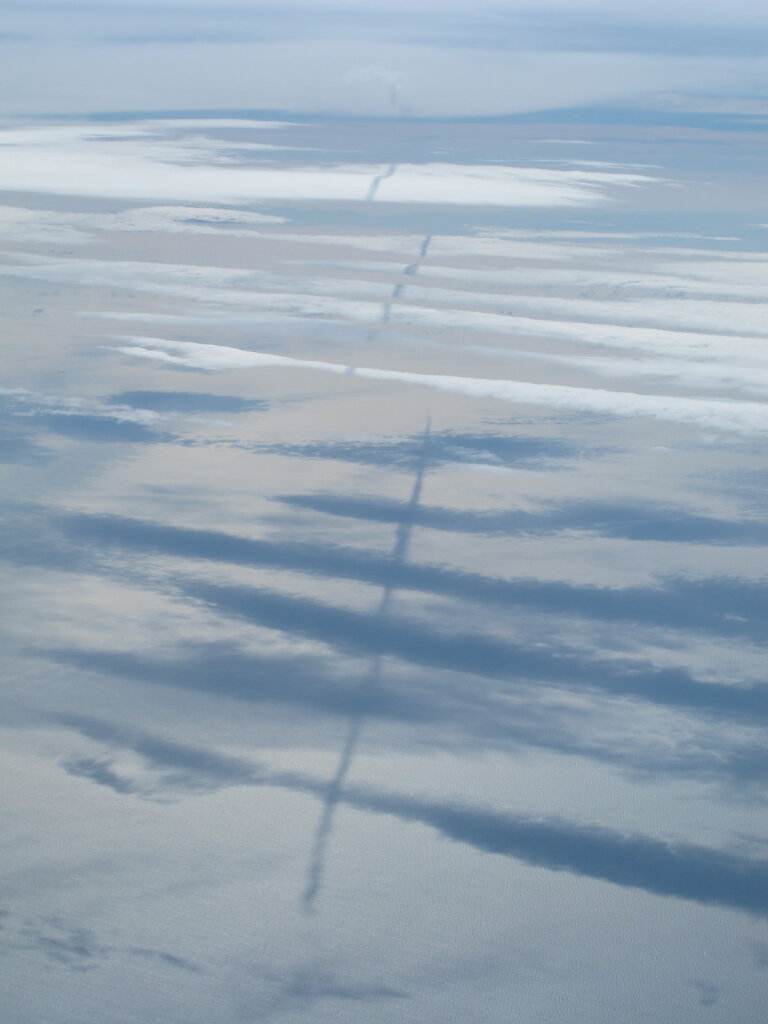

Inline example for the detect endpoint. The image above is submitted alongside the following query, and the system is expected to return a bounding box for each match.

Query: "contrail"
[302,419,431,910]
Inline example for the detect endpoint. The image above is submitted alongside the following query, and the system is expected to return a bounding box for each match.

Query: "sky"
[1,0,767,117]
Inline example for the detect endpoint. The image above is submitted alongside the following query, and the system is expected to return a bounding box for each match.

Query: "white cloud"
[254,232,429,257]
[0,205,285,244]
[478,229,740,241]
[5,249,766,384]
[113,337,768,434]
[288,257,768,300]
[489,348,768,398]
[0,123,658,206]
[254,229,768,264]
[402,284,768,335]
[0,387,168,426]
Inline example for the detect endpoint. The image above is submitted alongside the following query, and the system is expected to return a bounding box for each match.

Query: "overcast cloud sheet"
[1,4,767,1024]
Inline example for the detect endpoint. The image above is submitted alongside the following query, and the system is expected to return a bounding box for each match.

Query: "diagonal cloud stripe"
[116,337,768,434]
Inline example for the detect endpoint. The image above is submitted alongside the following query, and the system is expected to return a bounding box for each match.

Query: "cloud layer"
[116,337,768,434]
[0,124,655,205]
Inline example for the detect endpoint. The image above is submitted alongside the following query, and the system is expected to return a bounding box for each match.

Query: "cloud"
[281,966,408,1002]
[54,643,411,724]
[0,420,52,466]
[177,578,768,718]
[64,757,140,794]
[14,919,112,972]
[257,431,575,471]
[0,910,202,975]
[0,123,659,205]
[279,492,768,546]
[1,387,166,425]
[230,957,410,1020]
[332,782,768,917]
[105,390,268,413]
[0,120,663,204]
[0,203,286,244]
[82,290,768,401]
[0,388,176,443]
[262,230,768,263]
[124,948,201,973]
[751,940,768,968]
[493,348,768,399]
[290,256,768,301]
[115,337,768,434]
[38,499,768,727]
[54,715,768,918]
[6,247,766,383]
[689,979,723,1006]
[398,283,767,336]
[58,714,259,789]
[29,414,167,444]
[48,508,768,646]
[47,638,768,792]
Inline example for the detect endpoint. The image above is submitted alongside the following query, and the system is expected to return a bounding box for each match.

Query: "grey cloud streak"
[279,492,768,546]
[178,579,768,720]
[49,510,768,648]
[45,641,768,791]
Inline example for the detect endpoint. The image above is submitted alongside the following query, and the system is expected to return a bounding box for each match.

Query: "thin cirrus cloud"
[93,305,768,402]
[6,248,767,340]
[0,387,168,427]
[289,258,768,301]
[261,232,768,263]
[0,386,243,444]
[0,204,286,245]
[4,247,766,388]
[399,285,768,336]
[486,347,768,398]
[5,235,764,403]
[114,337,768,434]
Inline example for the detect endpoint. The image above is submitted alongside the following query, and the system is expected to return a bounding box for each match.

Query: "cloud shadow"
[278,493,768,547]
[107,390,269,413]
[52,511,768,645]
[55,715,768,920]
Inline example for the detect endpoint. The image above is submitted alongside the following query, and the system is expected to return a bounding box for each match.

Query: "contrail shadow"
[365,162,398,202]
[302,420,432,911]
[365,233,432,342]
